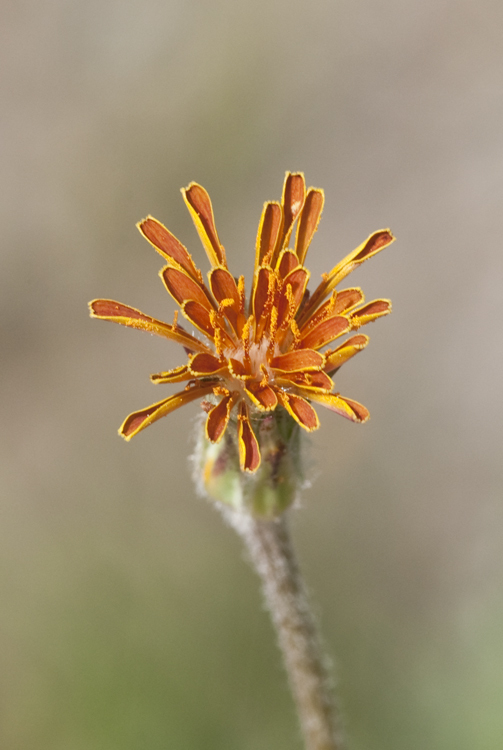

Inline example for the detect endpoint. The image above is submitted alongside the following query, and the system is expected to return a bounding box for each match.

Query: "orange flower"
[90,173,394,473]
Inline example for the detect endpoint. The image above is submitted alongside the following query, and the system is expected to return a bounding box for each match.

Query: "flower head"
[90,173,394,475]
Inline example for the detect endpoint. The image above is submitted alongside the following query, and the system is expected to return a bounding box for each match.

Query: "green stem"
[225,510,345,750]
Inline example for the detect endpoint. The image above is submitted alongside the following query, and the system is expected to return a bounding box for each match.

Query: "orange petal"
[119,382,216,440]
[208,267,243,333]
[299,315,350,350]
[277,391,320,431]
[137,216,201,281]
[150,365,192,384]
[300,391,370,423]
[181,300,214,338]
[273,172,306,262]
[301,229,395,322]
[324,334,369,375]
[228,357,253,380]
[182,182,227,268]
[209,267,240,308]
[89,299,210,353]
[161,266,213,309]
[206,392,238,443]
[276,249,299,279]
[349,299,391,326]
[238,401,261,472]
[255,201,282,271]
[270,349,325,373]
[245,382,278,411]
[276,370,333,392]
[295,188,324,265]
[181,301,235,351]
[305,288,364,328]
[331,288,365,315]
[189,351,227,376]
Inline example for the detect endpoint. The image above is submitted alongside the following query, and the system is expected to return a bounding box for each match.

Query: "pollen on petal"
[299,315,350,350]
[349,299,391,327]
[270,348,325,372]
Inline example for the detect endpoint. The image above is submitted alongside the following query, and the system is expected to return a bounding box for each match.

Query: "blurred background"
[1,1,503,748]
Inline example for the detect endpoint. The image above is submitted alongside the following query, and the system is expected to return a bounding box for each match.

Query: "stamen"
[218,298,235,315]
[259,364,269,387]
[268,306,279,352]
[290,317,302,343]
[241,315,254,359]
[237,275,246,313]
[284,283,296,327]
[326,290,338,316]
[213,385,229,397]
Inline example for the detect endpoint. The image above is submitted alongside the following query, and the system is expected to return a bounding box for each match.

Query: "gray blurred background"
[1,1,502,748]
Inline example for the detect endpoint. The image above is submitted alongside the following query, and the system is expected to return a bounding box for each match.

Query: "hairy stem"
[225,510,345,750]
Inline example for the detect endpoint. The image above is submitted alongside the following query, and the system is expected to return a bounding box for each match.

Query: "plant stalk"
[225,510,345,750]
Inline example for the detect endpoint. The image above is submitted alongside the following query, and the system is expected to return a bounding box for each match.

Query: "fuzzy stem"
[225,510,345,750]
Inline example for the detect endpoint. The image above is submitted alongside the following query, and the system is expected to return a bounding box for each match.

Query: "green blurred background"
[2,1,503,748]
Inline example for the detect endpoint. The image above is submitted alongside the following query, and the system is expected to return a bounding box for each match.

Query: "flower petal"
[182,182,227,268]
[255,201,282,271]
[89,299,210,352]
[206,392,238,443]
[238,401,261,472]
[228,357,253,380]
[299,315,350,350]
[349,299,391,326]
[181,300,236,350]
[150,365,192,384]
[277,391,320,431]
[270,349,325,373]
[161,266,213,310]
[300,391,370,423]
[208,267,240,307]
[324,334,369,375]
[181,300,214,337]
[137,216,202,280]
[274,172,306,262]
[119,382,216,440]
[304,288,364,328]
[276,370,333,392]
[189,352,227,376]
[208,267,243,333]
[295,188,324,265]
[244,381,278,411]
[299,229,395,324]
[276,249,299,279]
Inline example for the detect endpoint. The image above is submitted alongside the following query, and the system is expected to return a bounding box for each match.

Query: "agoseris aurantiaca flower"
[90,173,394,473]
